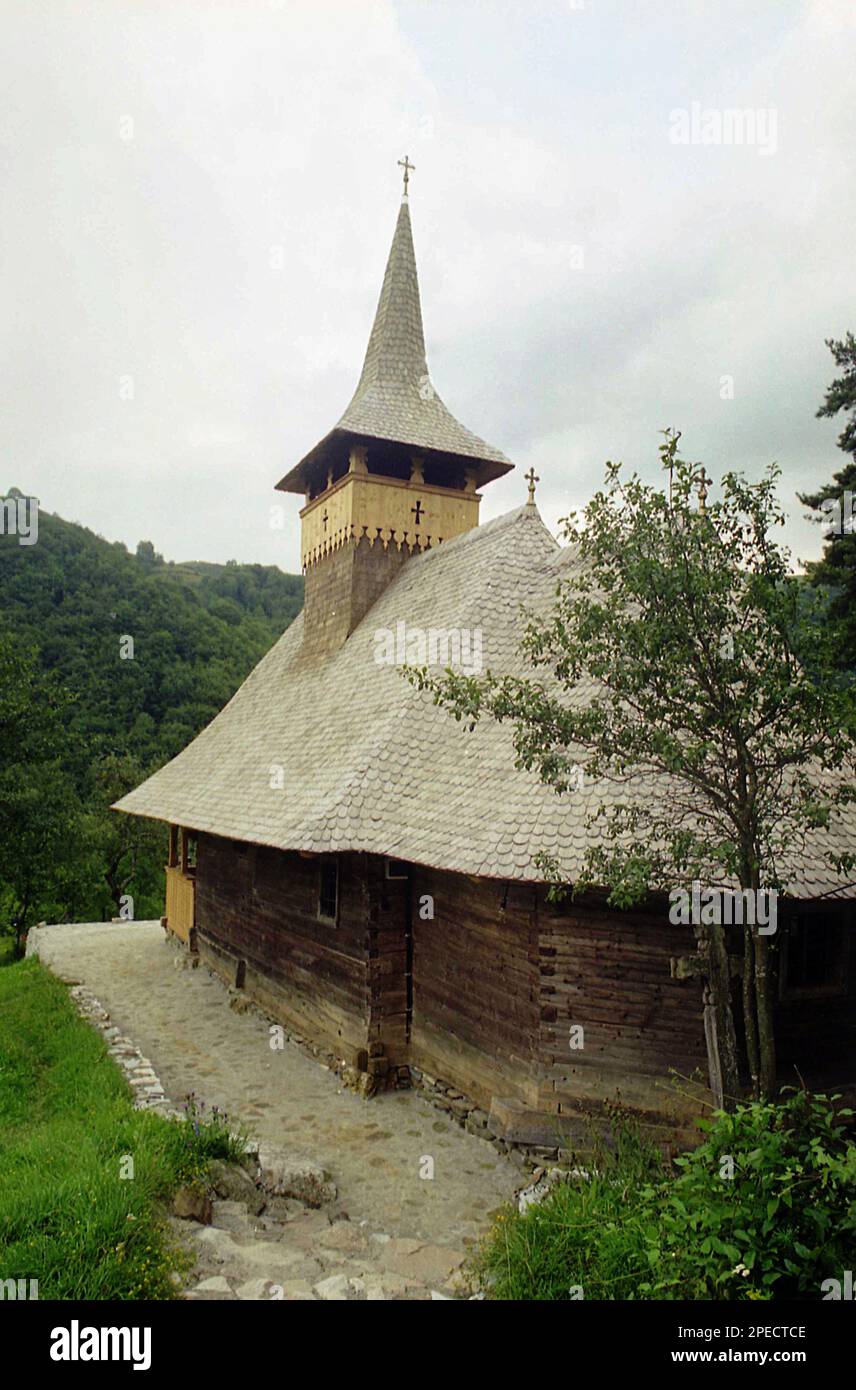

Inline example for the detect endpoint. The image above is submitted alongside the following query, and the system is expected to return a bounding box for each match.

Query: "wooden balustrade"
[165,863,195,943]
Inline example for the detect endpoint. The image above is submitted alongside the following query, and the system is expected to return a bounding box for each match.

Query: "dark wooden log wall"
[538,898,710,1124]
[408,869,542,1110]
[190,836,854,1123]
[365,860,409,1064]
[195,835,374,1064]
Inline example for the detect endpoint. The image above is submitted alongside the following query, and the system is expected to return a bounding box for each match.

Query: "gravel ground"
[30,920,521,1299]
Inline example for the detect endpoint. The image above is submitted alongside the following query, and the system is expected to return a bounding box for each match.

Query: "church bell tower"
[277,161,513,656]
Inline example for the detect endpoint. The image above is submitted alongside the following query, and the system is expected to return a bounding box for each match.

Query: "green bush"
[641,1090,856,1300]
[477,1091,856,1301]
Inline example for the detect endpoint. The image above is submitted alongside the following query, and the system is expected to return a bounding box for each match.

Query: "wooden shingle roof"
[114,504,856,900]
[277,199,512,493]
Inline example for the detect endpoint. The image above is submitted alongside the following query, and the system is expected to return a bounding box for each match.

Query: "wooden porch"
[163,826,196,945]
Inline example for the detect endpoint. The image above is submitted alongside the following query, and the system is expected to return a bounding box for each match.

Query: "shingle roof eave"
[113,504,856,901]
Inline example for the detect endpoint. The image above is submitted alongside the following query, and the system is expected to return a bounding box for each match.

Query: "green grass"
[0,956,245,1299]
[476,1095,856,1301]
[475,1124,665,1301]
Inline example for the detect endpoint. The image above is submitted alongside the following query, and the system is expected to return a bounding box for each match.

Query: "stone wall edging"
[68,983,180,1118]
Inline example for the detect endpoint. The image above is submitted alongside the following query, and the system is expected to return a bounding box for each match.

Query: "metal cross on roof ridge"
[398,154,415,196]
[696,465,711,515]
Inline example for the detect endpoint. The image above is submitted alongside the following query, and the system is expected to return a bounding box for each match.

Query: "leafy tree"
[815,332,856,456]
[135,539,163,568]
[412,432,856,1103]
[0,632,87,949]
[800,333,856,665]
[0,505,303,932]
[81,754,167,919]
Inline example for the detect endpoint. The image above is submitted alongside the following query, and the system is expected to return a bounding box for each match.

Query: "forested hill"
[0,501,303,934]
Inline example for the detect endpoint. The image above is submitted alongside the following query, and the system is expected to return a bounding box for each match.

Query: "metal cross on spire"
[525,467,540,504]
[398,155,415,197]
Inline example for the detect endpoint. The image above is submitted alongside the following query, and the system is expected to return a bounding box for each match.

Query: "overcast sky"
[2,0,854,572]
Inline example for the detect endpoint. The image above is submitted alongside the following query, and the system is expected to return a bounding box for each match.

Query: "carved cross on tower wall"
[322,509,329,531]
[411,499,425,526]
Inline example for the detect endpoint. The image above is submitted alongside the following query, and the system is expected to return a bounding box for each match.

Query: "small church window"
[179,829,197,876]
[781,919,848,997]
[319,857,339,923]
[385,858,409,880]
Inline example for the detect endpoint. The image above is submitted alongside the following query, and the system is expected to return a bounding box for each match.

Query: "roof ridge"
[405,501,556,569]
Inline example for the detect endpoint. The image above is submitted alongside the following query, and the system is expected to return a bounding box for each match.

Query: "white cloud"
[1,0,852,575]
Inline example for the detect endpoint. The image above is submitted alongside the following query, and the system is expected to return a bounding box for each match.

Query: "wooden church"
[116,174,856,1147]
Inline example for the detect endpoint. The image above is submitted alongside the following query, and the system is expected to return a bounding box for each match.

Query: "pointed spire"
[351,199,429,397]
[333,199,510,470]
[277,188,512,494]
